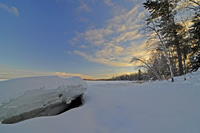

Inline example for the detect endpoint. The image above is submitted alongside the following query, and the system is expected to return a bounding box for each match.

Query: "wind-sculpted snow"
[0,76,87,123]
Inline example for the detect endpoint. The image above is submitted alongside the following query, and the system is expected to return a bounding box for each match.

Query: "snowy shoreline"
[0,71,200,133]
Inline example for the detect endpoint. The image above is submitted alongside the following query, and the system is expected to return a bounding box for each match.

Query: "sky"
[0,0,148,80]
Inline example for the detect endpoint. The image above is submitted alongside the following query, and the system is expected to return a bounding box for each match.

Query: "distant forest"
[108,70,150,81]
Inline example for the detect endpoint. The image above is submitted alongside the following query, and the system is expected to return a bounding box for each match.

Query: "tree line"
[130,0,200,82]
[109,70,150,81]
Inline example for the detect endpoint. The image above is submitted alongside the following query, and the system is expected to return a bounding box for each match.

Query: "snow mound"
[172,70,200,83]
[0,76,87,124]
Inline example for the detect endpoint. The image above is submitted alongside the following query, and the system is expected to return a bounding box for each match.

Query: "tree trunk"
[147,24,174,82]
[173,29,184,75]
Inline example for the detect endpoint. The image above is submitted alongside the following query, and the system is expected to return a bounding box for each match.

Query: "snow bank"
[0,76,87,123]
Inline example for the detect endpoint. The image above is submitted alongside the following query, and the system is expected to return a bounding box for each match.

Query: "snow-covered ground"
[0,71,200,133]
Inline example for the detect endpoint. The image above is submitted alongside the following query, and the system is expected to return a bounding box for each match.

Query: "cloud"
[0,65,138,80]
[84,28,112,46]
[74,49,132,67]
[80,45,87,48]
[0,79,8,81]
[104,0,127,16]
[56,69,139,79]
[0,3,19,17]
[55,72,93,79]
[115,30,142,43]
[72,4,148,67]
[0,67,53,79]
[73,0,92,23]
[69,32,84,45]
[0,66,93,80]
[76,3,91,13]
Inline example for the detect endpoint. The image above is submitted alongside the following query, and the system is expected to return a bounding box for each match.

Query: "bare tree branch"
[130,57,162,81]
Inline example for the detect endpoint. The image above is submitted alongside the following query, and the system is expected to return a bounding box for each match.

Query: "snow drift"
[0,76,87,124]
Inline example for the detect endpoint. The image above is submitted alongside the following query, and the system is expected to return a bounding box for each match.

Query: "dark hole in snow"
[58,94,84,114]
[58,94,63,98]
[2,95,84,124]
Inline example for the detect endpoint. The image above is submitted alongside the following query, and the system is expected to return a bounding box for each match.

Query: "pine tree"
[189,12,200,71]
[143,0,185,81]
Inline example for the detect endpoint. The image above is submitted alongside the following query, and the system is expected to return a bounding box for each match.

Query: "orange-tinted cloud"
[55,72,94,79]
[72,4,148,67]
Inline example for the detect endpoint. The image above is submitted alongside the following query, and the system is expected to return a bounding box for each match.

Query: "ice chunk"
[0,76,87,123]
